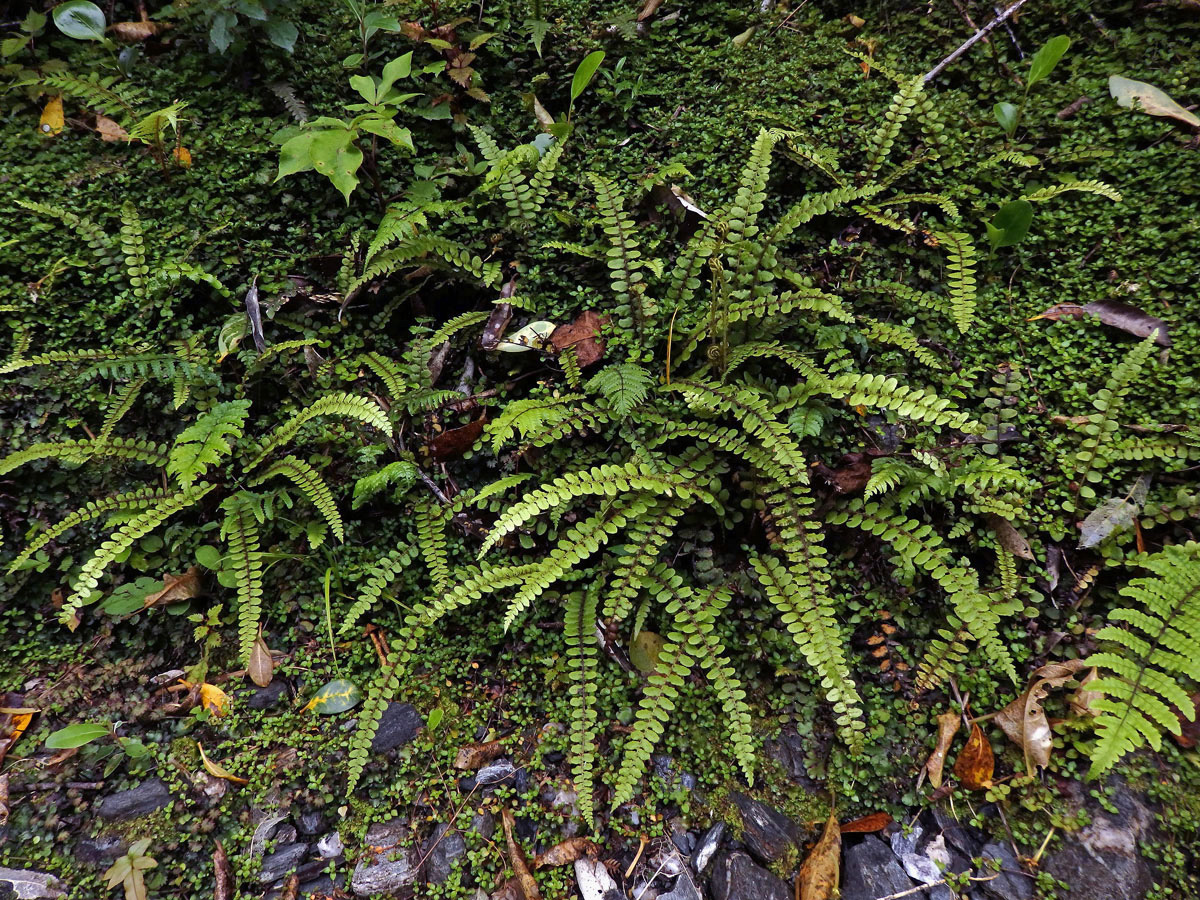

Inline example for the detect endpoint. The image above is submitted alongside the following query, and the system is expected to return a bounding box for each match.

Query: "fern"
[167,400,251,489]
[586,363,654,418]
[1023,180,1122,204]
[221,492,266,663]
[246,393,390,470]
[589,173,647,333]
[251,456,344,544]
[94,378,148,450]
[352,460,419,510]
[930,231,977,333]
[0,437,168,476]
[564,588,601,826]
[120,203,150,301]
[1087,543,1200,777]
[863,75,924,178]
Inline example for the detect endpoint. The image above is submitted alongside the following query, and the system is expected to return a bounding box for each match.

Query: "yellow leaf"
[197,742,248,785]
[953,723,995,790]
[40,96,64,137]
[110,20,171,42]
[182,680,230,716]
[173,146,192,168]
[799,809,841,900]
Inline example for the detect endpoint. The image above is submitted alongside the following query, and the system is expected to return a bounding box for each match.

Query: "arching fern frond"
[167,400,251,490]
[564,587,601,826]
[246,393,390,470]
[1023,180,1122,204]
[251,455,344,544]
[221,492,266,663]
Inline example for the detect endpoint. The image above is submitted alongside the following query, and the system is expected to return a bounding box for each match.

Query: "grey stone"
[248,681,287,710]
[476,759,517,786]
[670,826,696,856]
[691,822,725,874]
[574,858,622,900]
[370,702,423,753]
[0,869,66,899]
[96,778,171,820]
[259,843,310,884]
[272,824,298,846]
[317,832,344,858]
[729,792,802,865]
[658,871,702,900]
[74,835,126,865]
[469,811,495,841]
[975,842,1033,900]
[842,836,915,900]
[708,850,789,900]
[422,823,467,885]
[364,818,408,847]
[762,728,820,789]
[297,809,325,835]
[891,825,949,885]
[297,875,341,898]
[351,846,418,896]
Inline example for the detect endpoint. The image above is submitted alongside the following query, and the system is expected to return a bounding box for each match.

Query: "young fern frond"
[246,393,390,470]
[931,231,977,333]
[94,378,148,450]
[601,499,688,620]
[251,456,344,544]
[858,320,942,368]
[586,363,655,418]
[819,373,979,431]
[120,203,149,301]
[221,492,266,663]
[416,500,452,594]
[564,588,601,826]
[1087,543,1200,778]
[341,541,419,634]
[1023,180,1122,204]
[167,400,251,490]
[724,129,779,243]
[484,395,583,452]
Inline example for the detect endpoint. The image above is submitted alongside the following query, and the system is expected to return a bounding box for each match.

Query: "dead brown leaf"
[427,415,486,461]
[110,20,171,42]
[798,809,841,900]
[533,837,600,869]
[995,659,1087,775]
[988,515,1034,560]
[1030,299,1171,347]
[839,812,892,834]
[952,723,994,790]
[279,873,299,900]
[143,567,201,609]
[1173,693,1200,748]
[500,809,542,900]
[247,636,273,688]
[1069,667,1102,718]
[550,311,608,367]
[637,0,665,21]
[922,710,960,789]
[213,840,233,900]
[94,114,129,142]
[454,739,506,770]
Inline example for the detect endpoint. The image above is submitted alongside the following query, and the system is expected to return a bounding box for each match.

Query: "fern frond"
[932,231,977,333]
[589,173,647,332]
[221,492,266,663]
[119,203,149,301]
[770,184,881,245]
[564,588,601,826]
[484,395,582,452]
[341,541,419,633]
[725,129,779,243]
[251,455,343,544]
[819,373,978,431]
[860,319,942,368]
[94,378,148,450]
[416,500,452,594]
[1023,180,1122,204]
[167,400,251,490]
[0,437,168,476]
[601,499,688,620]
[586,363,655,418]
[863,75,924,178]
[247,393,390,470]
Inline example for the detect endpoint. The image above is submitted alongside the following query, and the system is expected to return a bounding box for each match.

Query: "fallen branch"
[923,0,1033,83]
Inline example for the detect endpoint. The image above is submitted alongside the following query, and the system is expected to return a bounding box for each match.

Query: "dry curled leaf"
[181,681,230,716]
[143,567,201,609]
[247,635,274,688]
[110,20,171,42]
[1030,299,1171,347]
[95,114,129,142]
[550,311,608,367]
[995,659,1087,775]
[922,710,960,789]
[197,742,249,785]
[1079,475,1152,549]
[839,812,893,834]
[798,809,841,900]
[500,808,542,900]
[988,515,1034,560]
[1070,667,1102,718]
[453,739,506,770]
[213,840,233,900]
[952,723,994,790]
[532,837,600,869]
[39,96,64,136]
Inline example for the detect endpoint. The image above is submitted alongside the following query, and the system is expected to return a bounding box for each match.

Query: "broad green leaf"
[993,101,1019,137]
[986,199,1034,249]
[426,708,444,730]
[195,545,223,570]
[276,131,317,179]
[308,129,363,203]
[1027,35,1070,87]
[356,117,413,149]
[216,313,249,360]
[209,10,236,53]
[263,18,297,53]
[1109,75,1200,128]
[570,50,606,103]
[304,678,362,714]
[379,53,413,96]
[45,722,110,749]
[349,74,378,105]
[235,0,268,20]
[53,1,106,40]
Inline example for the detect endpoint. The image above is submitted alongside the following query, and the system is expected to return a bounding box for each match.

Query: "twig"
[873,872,1000,900]
[923,0,1033,83]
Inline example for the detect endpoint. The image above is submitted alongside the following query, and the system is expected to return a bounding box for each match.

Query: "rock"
[691,822,725,874]
[364,819,408,847]
[842,836,916,900]
[974,842,1033,900]
[762,728,820,789]
[477,759,517,786]
[297,875,340,898]
[351,846,418,896]
[297,809,325,835]
[96,778,171,820]
[574,858,622,900]
[669,825,696,857]
[469,811,495,841]
[708,850,789,900]
[248,680,288,710]
[259,843,310,884]
[422,823,467,885]
[891,825,949,884]
[0,869,66,899]
[658,871,703,900]
[74,835,126,865]
[272,824,298,846]
[317,832,344,858]
[729,792,802,865]
[370,702,423,753]
[1042,780,1156,900]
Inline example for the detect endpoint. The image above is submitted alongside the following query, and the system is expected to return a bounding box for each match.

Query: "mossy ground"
[2,1,1199,898]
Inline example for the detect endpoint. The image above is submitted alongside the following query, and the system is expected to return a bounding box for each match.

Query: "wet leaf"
[986,199,1034,249]
[454,739,506,769]
[39,95,64,136]
[629,630,665,673]
[0,712,32,767]
[304,678,362,714]
[798,809,841,900]
[1070,667,1102,718]
[95,114,129,141]
[45,722,110,749]
[1030,299,1171,347]
[247,635,274,688]
[570,51,605,103]
[1079,475,1152,549]
[1109,75,1200,129]
[496,320,557,352]
[197,741,249,785]
[839,811,893,833]
[480,301,513,350]
[995,659,1087,775]
[501,808,542,900]
[550,311,608,367]
[190,682,231,716]
[952,723,994,790]
[533,836,600,868]
[53,1,106,41]
[988,515,1034,560]
[922,711,960,789]
[427,415,486,461]
[143,567,201,609]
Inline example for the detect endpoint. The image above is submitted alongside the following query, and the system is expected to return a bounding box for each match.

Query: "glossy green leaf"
[1027,35,1070,88]
[305,678,362,714]
[570,50,606,103]
[426,708,444,730]
[53,1,106,40]
[263,18,298,53]
[986,199,1034,249]
[45,722,110,749]
[993,101,1019,137]
[379,53,413,96]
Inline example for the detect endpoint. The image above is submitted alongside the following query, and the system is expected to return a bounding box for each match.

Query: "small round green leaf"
[46,722,111,749]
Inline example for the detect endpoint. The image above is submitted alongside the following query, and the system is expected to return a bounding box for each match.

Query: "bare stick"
[923,0,1033,83]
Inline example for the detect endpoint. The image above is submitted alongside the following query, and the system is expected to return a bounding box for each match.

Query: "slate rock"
[298,875,342,898]
[370,702,423,753]
[422,823,467,885]
[658,871,702,900]
[351,846,418,896]
[297,809,325,836]
[974,842,1033,900]
[259,843,310,884]
[729,792,802,865]
[74,835,126,865]
[477,759,517,786]
[248,680,288,710]
[842,835,916,900]
[364,818,408,847]
[762,727,820,789]
[0,868,67,899]
[691,822,725,874]
[708,850,789,900]
[574,858,622,900]
[317,832,344,858]
[96,778,171,820]
[669,826,696,857]
[469,811,495,841]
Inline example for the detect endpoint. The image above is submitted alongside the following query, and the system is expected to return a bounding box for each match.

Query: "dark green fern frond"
[931,230,977,333]
[586,363,654,418]
[862,75,924,178]
[589,173,647,332]
[416,500,452,594]
[221,492,266,663]
[94,378,148,450]
[1023,180,1122,204]
[341,541,419,634]
[250,455,344,544]
[0,437,168,476]
[246,393,390,470]
[564,587,601,826]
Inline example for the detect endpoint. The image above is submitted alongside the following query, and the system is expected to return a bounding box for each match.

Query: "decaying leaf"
[1030,299,1171,347]
[496,320,556,353]
[995,659,1087,775]
[988,515,1034,560]
[427,415,486,461]
[0,712,32,768]
[839,811,893,834]
[40,95,64,136]
[143,567,201,609]
[501,808,542,900]
[1109,75,1200,128]
[922,711,960,789]
[952,723,994,790]
[110,20,170,42]
[173,146,192,168]
[798,809,841,900]
[1173,692,1200,749]
[247,635,274,688]
[197,741,249,785]
[1079,474,1152,549]
[480,299,513,351]
[213,840,233,900]
[533,836,600,869]
[1070,666,1102,718]
[95,114,129,142]
[454,739,506,770]
[629,630,665,673]
[550,311,608,367]
[180,681,230,716]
